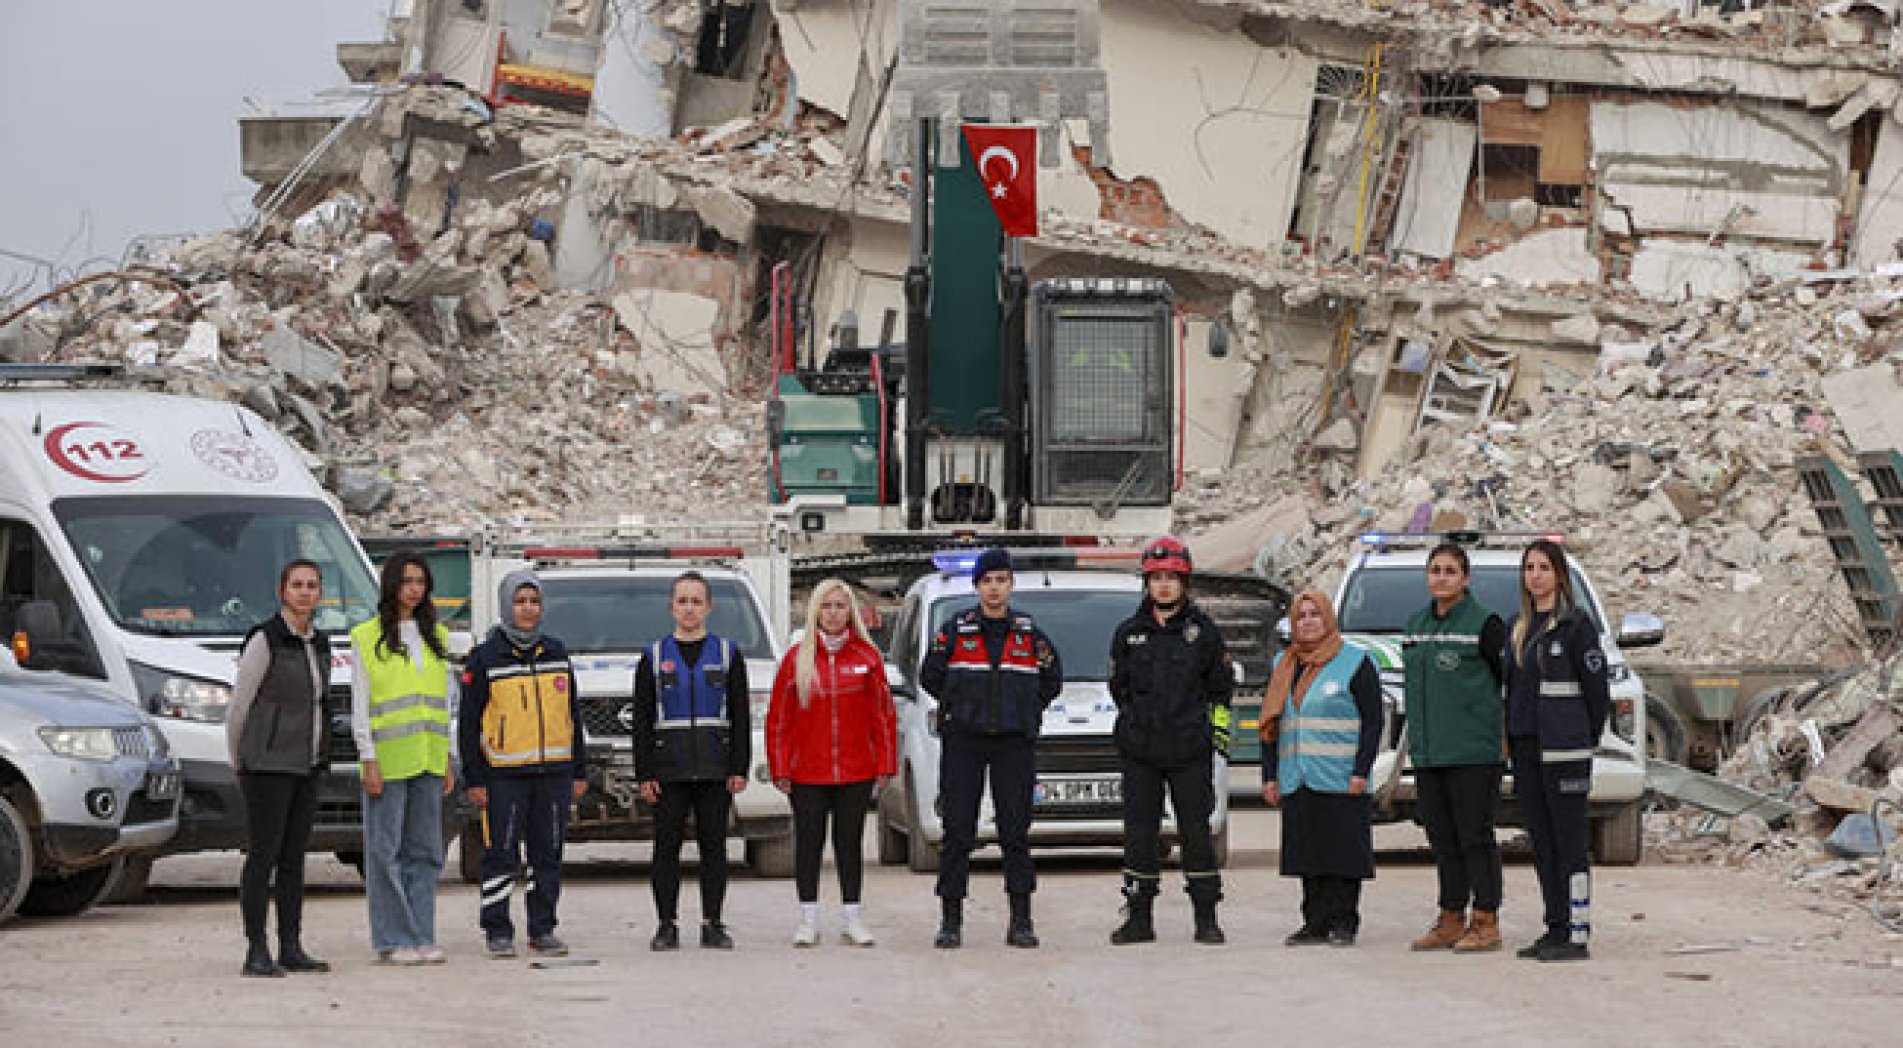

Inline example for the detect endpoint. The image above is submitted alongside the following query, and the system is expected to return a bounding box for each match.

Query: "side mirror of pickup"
[1616,612,1665,649]
[1274,616,1291,645]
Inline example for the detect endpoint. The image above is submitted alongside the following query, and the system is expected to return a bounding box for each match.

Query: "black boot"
[1192,897,1226,945]
[934,897,963,949]
[241,940,284,979]
[277,938,330,973]
[1110,886,1156,946]
[1006,893,1039,949]
[1189,877,1226,945]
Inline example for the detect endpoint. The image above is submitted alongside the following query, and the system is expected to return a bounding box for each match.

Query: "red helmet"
[1141,535,1193,578]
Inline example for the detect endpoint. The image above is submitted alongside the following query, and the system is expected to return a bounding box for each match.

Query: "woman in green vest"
[1403,542,1508,954]
[349,551,458,965]
[1259,589,1383,947]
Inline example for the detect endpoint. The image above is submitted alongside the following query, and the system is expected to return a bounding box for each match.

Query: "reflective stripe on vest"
[350,619,451,780]
[653,637,731,729]
[1277,645,1368,795]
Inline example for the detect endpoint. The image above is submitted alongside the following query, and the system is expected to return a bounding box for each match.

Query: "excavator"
[766,0,1178,544]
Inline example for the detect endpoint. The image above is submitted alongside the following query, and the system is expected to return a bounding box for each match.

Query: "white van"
[0,365,381,890]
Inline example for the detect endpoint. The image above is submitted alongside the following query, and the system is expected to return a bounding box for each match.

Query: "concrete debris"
[1649,657,1903,905]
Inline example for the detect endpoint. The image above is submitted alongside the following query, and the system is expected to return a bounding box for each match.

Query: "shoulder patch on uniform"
[1583,650,1606,673]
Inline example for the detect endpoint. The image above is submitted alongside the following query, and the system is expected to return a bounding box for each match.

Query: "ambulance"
[0,364,380,893]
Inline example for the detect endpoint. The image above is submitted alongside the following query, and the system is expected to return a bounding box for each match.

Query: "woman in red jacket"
[767,578,897,948]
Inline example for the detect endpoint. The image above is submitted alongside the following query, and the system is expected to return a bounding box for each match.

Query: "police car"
[1336,532,1662,865]
[876,549,1232,872]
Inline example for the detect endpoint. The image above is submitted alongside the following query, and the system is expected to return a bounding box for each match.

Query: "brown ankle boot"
[1453,910,1502,953]
[1410,909,1466,951]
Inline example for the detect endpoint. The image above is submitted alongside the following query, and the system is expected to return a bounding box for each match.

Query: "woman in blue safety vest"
[632,570,751,952]
[1260,589,1383,947]
[349,550,458,966]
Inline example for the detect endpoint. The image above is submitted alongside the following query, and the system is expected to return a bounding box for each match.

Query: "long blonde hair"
[795,578,874,706]
[1511,540,1576,661]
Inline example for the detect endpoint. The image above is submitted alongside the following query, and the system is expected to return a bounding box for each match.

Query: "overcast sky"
[0,0,393,299]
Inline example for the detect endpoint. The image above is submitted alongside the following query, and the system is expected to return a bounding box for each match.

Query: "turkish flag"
[962,124,1038,238]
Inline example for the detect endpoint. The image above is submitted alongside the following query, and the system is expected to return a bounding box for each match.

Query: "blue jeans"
[362,773,443,951]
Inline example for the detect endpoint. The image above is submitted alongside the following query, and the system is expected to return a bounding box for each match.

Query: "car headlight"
[39,726,118,761]
[130,662,232,723]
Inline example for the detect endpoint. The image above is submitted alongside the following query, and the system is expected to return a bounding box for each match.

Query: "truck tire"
[0,794,33,925]
[746,834,797,878]
[104,853,155,905]
[1590,802,1643,866]
[19,856,124,919]
[905,773,940,875]
[1643,694,1688,766]
[459,818,485,884]
[877,787,907,866]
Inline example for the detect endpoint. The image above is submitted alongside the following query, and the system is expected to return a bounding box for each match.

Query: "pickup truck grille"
[113,727,154,758]
[579,696,635,739]
[1035,736,1121,774]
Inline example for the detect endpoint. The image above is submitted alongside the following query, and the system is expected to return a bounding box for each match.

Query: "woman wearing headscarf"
[458,569,586,959]
[1259,589,1383,947]
[1503,539,1609,963]
[765,579,897,947]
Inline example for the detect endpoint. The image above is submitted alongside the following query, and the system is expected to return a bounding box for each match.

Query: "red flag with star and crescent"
[962,124,1038,238]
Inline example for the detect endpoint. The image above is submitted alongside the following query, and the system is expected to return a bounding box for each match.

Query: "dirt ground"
[1,806,1898,1048]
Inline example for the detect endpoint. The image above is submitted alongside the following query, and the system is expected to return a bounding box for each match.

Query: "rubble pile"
[4,106,773,533]
[1184,272,1903,666]
[1649,658,1903,918]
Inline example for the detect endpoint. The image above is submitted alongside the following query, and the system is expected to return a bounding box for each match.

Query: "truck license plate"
[1034,777,1120,806]
[145,772,179,800]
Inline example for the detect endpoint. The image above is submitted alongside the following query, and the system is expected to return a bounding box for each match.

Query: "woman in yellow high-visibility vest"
[349,551,458,965]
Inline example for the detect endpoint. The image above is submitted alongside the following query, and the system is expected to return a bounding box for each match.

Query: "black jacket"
[1109,600,1233,767]
[234,614,331,774]
[1503,606,1611,763]
[918,606,1063,738]
[631,635,752,782]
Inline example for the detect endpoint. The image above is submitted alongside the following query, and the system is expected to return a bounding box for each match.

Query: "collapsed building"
[9,0,1903,665]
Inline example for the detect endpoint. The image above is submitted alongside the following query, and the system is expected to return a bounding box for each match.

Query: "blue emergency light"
[931,550,982,575]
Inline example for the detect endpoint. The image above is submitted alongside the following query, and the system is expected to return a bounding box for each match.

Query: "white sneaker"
[792,919,820,948]
[416,944,447,965]
[841,915,876,947]
[376,947,426,966]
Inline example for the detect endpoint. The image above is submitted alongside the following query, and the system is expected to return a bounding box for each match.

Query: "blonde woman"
[765,580,897,947]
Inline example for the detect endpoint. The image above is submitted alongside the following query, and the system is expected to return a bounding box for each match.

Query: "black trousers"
[479,772,573,941]
[791,781,875,904]
[1416,763,1504,912]
[1511,737,1591,943]
[651,780,732,922]
[1300,876,1362,935]
[936,727,1037,899]
[238,771,318,944]
[1120,754,1220,900]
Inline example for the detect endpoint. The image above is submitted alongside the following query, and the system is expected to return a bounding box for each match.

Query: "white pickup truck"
[1334,533,1664,865]
[875,552,1233,870]
[462,537,795,878]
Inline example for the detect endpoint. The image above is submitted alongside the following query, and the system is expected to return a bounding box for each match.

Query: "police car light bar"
[523,545,746,561]
[1357,530,1564,550]
[930,547,1141,575]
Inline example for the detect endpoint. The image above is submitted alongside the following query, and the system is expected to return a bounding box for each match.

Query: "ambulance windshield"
[54,495,378,636]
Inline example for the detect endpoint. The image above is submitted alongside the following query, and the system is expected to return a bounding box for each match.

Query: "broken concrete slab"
[260,326,342,389]
[611,288,729,398]
[1821,363,1903,453]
